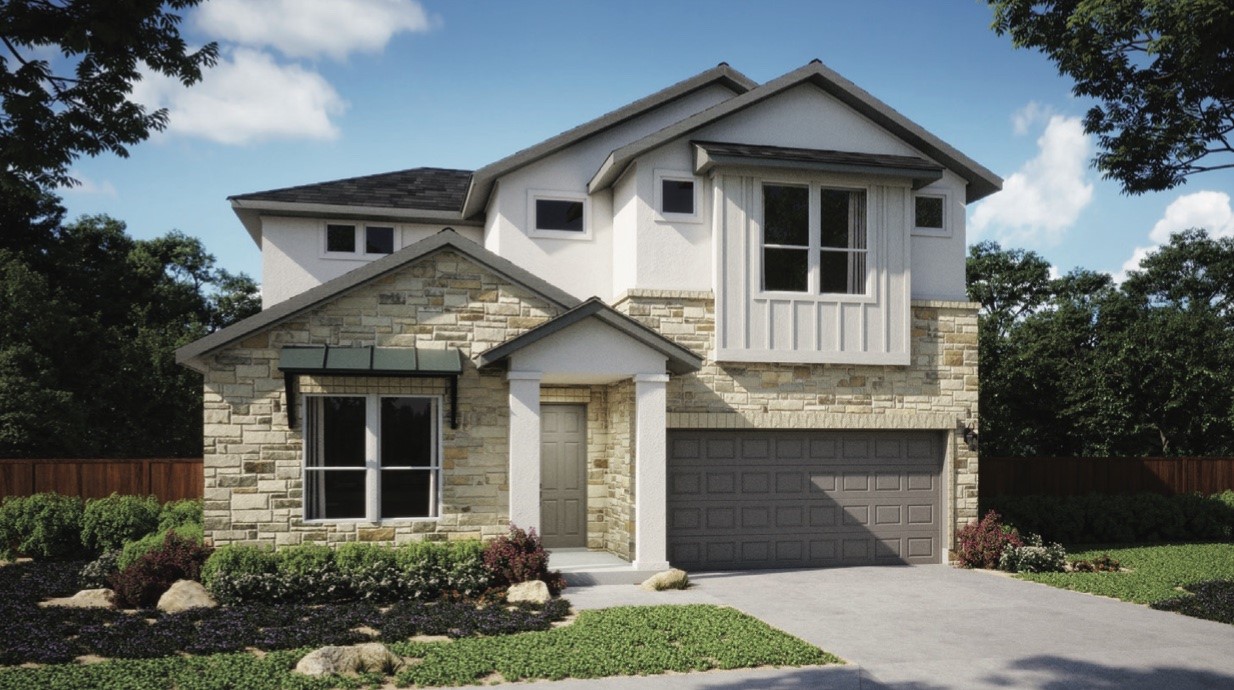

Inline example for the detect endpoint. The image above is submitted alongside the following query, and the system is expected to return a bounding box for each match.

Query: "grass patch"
[0,605,837,689]
[1016,542,1234,605]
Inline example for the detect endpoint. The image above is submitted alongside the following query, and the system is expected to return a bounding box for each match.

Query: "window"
[536,199,584,232]
[760,183,868,295]
[529,191,589,239]
[304,395,439,521]
[913,195,948,237]
[326,224,356,253]
[324,223,400,257]
[365,226,395,254]
[654,171,700,221]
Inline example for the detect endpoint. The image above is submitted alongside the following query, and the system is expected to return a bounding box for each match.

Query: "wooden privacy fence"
[0,459,203,503]
[981,456,1234,497]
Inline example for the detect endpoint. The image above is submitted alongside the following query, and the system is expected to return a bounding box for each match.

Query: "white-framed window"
[303,394,441,522]
[654,170,701,223]
[912,193,950,238]
[528,190,590,240]
[322,222,399,259]
[759,181,869,296]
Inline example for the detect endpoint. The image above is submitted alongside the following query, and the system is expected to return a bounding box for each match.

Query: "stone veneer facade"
[611,289,980,541]
[198,251,978,555]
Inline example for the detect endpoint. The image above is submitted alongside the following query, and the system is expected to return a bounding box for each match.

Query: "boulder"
[640,568,690,591]
[506,579,551,605]
[294,643,403,676]
[41,588,116,609]
[156,580,217,613]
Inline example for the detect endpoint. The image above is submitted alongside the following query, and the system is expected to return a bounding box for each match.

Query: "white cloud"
[969,114,1095,246]
[1011,101,1052,136]
[58,172,117,197]
[132,48,346,145]
[1114,191,1234,282]
[195,0,433,61]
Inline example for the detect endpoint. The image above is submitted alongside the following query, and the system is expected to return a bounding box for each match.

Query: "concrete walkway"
[463,564,1234,689]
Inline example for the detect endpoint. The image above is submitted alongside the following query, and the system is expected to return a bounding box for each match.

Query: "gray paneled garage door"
[667,430,944,570]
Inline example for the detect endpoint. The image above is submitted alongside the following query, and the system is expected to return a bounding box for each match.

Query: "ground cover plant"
[0,558,570,665]
[0,604,837,689]
[1152,580,1234,625]
[1016,543,1234,614]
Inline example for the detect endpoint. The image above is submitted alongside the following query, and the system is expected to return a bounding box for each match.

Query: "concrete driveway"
[556,564,1234,689]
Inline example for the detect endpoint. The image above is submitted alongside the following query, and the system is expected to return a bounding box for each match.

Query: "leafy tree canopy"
[0,0,217,196]
[989,0,1234,193]
[0,210,258,458]
[969,231,1234,457]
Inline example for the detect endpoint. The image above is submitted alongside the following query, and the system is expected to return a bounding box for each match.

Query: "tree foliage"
[0,0,217,196]
[989,0,1234,193]
[970,232,1234,457]
[0,201,258,458]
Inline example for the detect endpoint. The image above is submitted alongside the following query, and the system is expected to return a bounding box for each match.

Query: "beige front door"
[540,404,587,548]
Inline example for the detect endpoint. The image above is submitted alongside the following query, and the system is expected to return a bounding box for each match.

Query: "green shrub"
[108,531,212,609]
[988,492,1234,545]
[998,534,1067,573]
[79,548,123,588]
[201,543,278,604]
[157,499,202,532]
[0,493,85,560]
[202,540,488,604]
[117,523,203,571]
[80,493,160,553]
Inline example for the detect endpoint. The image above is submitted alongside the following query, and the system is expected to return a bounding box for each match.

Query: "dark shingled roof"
[693,141,945,174]
[229,167,473,212]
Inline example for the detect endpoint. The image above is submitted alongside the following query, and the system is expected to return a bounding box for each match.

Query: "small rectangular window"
[915,196,944,230]
[365,226,395,254]
[326,224,356,253]
[661,179,695,215]
[535,199,585,232]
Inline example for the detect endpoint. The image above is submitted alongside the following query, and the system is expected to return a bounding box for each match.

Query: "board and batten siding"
[713,173,912,365]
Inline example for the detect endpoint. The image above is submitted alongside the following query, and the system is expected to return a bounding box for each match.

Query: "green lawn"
[1016,542,1234,604]
[0,605,839,690]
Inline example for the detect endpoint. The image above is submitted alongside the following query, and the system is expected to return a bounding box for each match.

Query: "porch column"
[507,371,542,531]
[633,373,671,570]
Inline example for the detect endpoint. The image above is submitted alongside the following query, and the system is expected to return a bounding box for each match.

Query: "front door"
[540,404,587,548]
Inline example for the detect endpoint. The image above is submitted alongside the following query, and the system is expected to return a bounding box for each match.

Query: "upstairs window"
[324,223,399,257]
[913,194,949,237]
[529,191,590,239]
[654,170,700,222]
[760,183,868,295]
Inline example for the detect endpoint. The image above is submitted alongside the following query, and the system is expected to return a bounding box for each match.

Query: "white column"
[633,373,670,570]
[507,371,542,531]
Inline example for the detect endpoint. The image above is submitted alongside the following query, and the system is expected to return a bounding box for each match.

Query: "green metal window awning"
[277,346,464,429]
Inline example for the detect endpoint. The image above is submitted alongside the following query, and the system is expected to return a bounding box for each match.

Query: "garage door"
[667,430,944,570]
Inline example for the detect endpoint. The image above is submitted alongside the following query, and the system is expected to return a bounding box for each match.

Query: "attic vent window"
[662,179,694,214]
[913,195,949,237]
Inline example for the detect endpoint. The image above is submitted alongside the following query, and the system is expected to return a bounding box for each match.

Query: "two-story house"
[176,60,1000,572]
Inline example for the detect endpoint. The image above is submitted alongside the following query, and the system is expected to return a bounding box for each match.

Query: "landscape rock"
[40,588,116,609]
[294,643,404,676]
[506,579,551,605]
[156,580,217,613]
[640,568,690,591]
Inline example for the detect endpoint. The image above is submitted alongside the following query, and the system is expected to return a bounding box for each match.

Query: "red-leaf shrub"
[482,525,566,595]
[955,510,1022,569]
[108,531,212,608]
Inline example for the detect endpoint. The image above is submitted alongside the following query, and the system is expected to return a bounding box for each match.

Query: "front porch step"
[550,548,661,587]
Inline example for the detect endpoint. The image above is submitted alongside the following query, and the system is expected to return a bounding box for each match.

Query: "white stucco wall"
[260,216,483,306]
[909,170,968,301]
[508,319,668,384]
[484,84,737,301]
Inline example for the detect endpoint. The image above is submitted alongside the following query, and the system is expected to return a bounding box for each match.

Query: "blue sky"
[58,0,1234,285]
